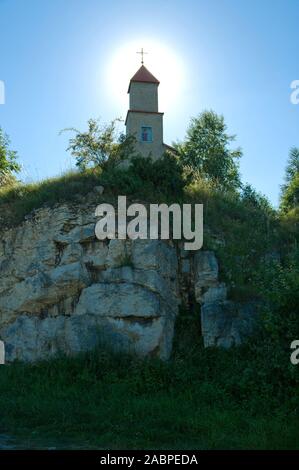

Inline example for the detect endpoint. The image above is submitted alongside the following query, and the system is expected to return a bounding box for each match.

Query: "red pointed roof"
[128,65,159,92]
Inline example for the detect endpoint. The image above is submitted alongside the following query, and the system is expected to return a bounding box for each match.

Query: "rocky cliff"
[0,196,257,362]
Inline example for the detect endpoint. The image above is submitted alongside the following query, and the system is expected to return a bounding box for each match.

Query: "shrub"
[62,118,136,170]
[100,152,185,201]
[0,127,20,186]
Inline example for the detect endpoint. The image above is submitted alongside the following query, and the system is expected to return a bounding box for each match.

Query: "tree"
[241,183,274,214]
[280,147,299,212]
[62,118,136,171]
[284,147,299,186]
[0,127,20,186]
[281,174,299,213]
[176,110,242,190]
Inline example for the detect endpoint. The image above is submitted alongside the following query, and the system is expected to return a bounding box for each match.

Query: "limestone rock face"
[193,251,257,348]
[194,251,220,301]
[201,301,258,348]
[0,200,258,362]
[0,203,178,361]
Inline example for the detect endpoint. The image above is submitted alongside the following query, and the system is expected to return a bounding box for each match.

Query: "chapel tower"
[125,57,165,159]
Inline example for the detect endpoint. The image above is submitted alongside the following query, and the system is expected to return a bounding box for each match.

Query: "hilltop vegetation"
[0,111,298,313]
[0,114,298,449]
[0,112,298,317]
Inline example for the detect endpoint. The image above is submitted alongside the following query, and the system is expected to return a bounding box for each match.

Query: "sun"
[106,39,185,115]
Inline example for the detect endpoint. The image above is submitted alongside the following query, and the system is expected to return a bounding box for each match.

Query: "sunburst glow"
[106,39,185,115]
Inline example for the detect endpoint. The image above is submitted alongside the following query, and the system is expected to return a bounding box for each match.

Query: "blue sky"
[0,0,298,206]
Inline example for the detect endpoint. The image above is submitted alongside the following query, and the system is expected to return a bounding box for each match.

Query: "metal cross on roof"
[136,47,148,65]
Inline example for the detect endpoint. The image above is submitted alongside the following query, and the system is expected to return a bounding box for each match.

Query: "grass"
[0,161,298,449]
[184,179,296,300]
[0,313,298,450]
[0,169,102,227]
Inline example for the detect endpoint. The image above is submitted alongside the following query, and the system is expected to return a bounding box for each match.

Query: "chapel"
[125,52,168,159]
